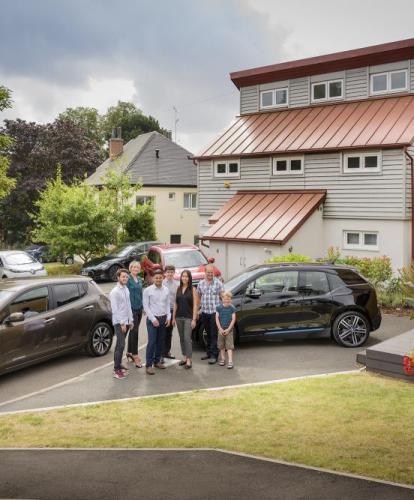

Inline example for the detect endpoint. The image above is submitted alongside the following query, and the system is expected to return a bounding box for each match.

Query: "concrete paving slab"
[0,449,413,500]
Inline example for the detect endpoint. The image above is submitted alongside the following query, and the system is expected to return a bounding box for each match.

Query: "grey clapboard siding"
[411,60,414,93]
[345,67,369,100]
[240,85,259,114]
[198,150,407,220]
[406,146,413,218]
[289,77,310,107]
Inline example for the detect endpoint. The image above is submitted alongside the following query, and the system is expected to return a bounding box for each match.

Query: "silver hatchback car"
[0,251,48,279]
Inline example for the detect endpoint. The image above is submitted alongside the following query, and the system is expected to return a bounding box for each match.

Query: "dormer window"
[311,80,343,103]
[214,160,240,178]
[370,69,408,95]
[260,88,288,109]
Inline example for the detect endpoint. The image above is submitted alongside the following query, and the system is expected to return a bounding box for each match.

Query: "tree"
[0,117,104,244]
[0,86,16,203]
[99,168,142,244]
[58,106,104,147]
[32,170,116,263]
[102,101,166,143]
[124,203,156,242]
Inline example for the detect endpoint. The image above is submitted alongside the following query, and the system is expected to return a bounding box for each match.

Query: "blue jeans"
[146,316,167,367]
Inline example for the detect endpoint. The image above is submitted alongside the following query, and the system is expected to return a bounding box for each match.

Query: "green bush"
[44,263,82,276]
[266,253,313,264]
[123,204,156,243]
[377,277,406,308]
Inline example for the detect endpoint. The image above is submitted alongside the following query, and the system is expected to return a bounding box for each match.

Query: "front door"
[237,270,303,339]
[0,286,57,371]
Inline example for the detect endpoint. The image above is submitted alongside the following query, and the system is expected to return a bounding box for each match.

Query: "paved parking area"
[0,313,411,413]
[0,449,412,500]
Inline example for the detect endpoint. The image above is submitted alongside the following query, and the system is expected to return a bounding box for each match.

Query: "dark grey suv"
[0,277,113,375]
[196,263,381,348]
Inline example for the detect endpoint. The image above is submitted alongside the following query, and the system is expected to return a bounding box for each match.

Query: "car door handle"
[83,305,94,311]
[44,317,56,324]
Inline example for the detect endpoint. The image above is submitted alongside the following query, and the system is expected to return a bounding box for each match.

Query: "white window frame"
[370,69,408,95]
[184,192,197,210]
[136,195,155,207]
[311,79,343,103]
[343,151,382,174]
[213,159,240,178]
[260,87,289,109]
[343,231,379,251]
[272,156,304,176]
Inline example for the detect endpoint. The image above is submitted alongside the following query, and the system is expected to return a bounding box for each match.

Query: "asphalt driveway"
[0,449,412,500]
[0,313,411,413]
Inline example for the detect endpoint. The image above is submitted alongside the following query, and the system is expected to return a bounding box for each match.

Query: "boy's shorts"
[217,329,234,350]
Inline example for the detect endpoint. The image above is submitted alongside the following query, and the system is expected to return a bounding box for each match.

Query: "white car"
[0,251,48,279]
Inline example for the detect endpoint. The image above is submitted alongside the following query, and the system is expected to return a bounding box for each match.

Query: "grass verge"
[0,372,413,485]
[44,263,82,276]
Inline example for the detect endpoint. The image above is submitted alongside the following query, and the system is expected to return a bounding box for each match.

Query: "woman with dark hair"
[172,269,198,369]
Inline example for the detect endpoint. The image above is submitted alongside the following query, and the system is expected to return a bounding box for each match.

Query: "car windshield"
[109,245,135,257]
[164,250,208,268]
[4,253,36,266]
[224,268,261,292]
[0,290,12,304]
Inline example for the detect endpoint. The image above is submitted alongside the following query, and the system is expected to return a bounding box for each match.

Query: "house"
[195,38,414,279]
[87,131,199,245]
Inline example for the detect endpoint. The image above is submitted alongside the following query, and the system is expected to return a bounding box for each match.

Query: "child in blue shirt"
[215,291,236,369]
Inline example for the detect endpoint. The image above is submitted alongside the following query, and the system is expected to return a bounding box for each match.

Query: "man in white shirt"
[109,268,134,380]
[162,264,179,360]
[143,269,171,375]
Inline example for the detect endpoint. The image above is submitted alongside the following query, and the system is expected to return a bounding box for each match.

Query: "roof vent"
[155,149,160,158]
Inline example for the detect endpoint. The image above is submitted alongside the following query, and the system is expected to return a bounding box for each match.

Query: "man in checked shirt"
[197,264,224,364]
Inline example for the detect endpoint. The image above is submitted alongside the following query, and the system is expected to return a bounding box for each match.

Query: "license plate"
[81,270,89,276]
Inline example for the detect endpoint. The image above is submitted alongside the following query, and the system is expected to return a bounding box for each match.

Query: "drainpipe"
[404,148,414,261]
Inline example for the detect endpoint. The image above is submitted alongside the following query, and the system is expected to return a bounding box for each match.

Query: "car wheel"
[38,256,43,263]
[109,264,121,282]
[65,256,74,265]
[86,322,113,357]
[332,311,370,347]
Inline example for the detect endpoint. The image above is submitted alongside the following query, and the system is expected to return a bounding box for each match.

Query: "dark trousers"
[127,308,143,355]
[163,309,174,355]
[114,324,126,371]
[202,312,218,359]
[146,315,167,367]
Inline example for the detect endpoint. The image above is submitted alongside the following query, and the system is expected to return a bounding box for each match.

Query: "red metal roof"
[231,38,414,88]
[196,96,414,159]
[201,190,326,244]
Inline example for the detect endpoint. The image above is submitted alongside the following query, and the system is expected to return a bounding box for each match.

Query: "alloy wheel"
[91,324,112,355]
[336,313,368,347]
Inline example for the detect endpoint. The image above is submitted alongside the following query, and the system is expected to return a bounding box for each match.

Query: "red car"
[142,244,221,286]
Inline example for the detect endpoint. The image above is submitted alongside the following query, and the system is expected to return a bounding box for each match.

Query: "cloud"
[0,0,290,152]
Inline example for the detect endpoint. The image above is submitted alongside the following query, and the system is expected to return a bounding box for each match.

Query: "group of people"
[109,262,236,380]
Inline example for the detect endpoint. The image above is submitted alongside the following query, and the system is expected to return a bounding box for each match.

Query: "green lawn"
[1,372,413,485]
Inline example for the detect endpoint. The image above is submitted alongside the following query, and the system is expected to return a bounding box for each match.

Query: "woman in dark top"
[126,260,143,368]
[172,269,198,369]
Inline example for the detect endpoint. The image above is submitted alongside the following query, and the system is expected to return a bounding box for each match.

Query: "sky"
[1,0,414,154]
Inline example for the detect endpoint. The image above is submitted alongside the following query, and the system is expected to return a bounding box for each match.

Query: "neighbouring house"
[195,38,414,279]
[87,130,199,245]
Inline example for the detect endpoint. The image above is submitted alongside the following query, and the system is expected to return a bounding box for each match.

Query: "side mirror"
[246,288,262,298]
[208,257,215,264]
[5,312,25,325]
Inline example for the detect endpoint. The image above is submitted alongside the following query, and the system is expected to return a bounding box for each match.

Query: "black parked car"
[81,241,160,282]
[0,277,113,375]
[195,263,381,348]
[26,244,74,265]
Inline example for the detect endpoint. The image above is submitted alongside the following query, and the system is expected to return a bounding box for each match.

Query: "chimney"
[109,127,123,158]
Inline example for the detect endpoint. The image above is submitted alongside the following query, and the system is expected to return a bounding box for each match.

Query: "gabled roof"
[231,37,414,88]
[201,190,326,244]
[196,95,414,160]
[87,131,196,187]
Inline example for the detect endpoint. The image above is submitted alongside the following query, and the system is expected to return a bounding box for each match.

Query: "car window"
[9,286,49,317]
[299,271,329,296]
[148,250,161,264]
[250,271,299,294]
[164,250,208,268]
[334,269,367,286]
[53,283,81,307]
[0,258,3,267]
[4,253,35,266]
[78,282,88,297]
